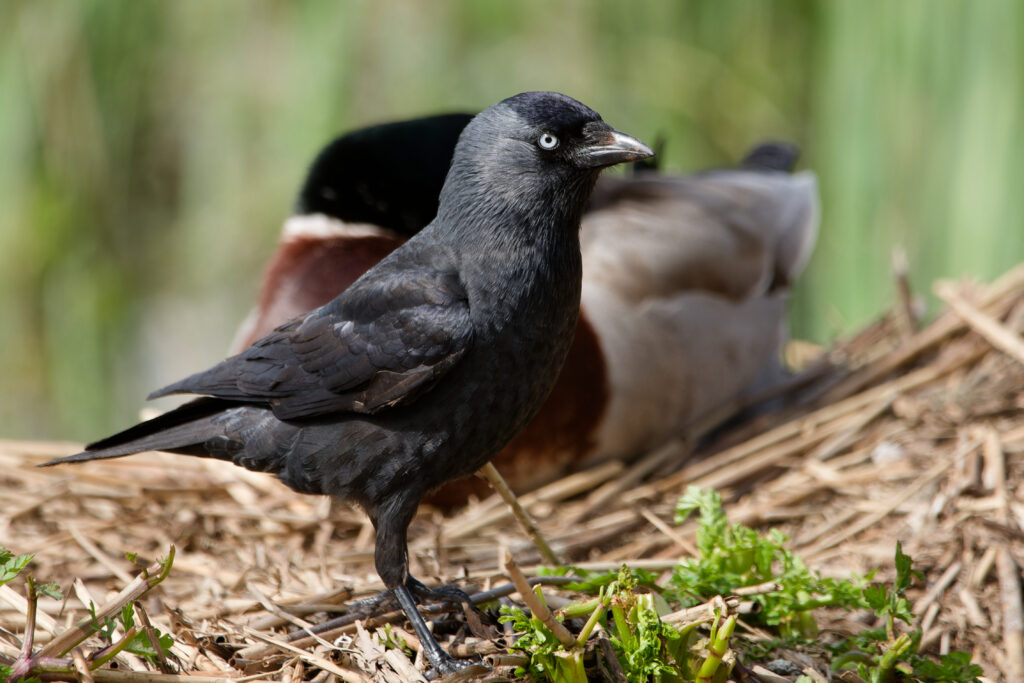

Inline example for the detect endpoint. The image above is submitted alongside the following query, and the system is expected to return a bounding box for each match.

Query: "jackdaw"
[44,91,653,674]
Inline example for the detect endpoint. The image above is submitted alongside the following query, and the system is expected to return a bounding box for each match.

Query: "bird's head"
[439,92,653,224]
[295,113,475,235]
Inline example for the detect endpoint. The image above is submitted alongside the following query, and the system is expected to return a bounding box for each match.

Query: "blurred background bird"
[232,113,818,504]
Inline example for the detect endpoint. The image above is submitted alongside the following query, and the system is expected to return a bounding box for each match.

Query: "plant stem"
[7,577,39,682]
[36,547,175,660]
[610,600,634,652]
[871,632,914,683]
[557,595,603,620]
[89,627,140,670]
[481,462,562,566]
[575,594,608,648]
[503,551,575,649]
[696,614,736,683]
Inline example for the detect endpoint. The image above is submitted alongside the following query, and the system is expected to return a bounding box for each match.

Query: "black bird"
[234,114,818,505]
[44,92,653,674]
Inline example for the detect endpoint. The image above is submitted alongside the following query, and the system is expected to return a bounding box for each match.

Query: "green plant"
[830,542,983,683]
[672,486,868,636]
[0,549,61,599]
[504,563,748,682]
[500,590,586,682]
[501,490,983,682]
[0,549,61,683]
[1,545,176,682]
[603,569,691,682]
[88,601,174,666]
[0,549,33,587]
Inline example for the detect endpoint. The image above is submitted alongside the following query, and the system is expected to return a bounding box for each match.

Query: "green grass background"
[1,1,1021,440]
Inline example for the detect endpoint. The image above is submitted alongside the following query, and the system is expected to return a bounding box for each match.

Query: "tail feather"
[741,142,801,173]
[146,372,238,401]
[41,397,237,467]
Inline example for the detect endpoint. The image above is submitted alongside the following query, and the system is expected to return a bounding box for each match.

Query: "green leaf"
[0,551,34,587]
[120,603,137,630]
[828,545,983,682]
[501,604,567,679]
[123,628,173,663]
[670,487,868,635]
[862,583,889,611]
[910,650,984,682]
[893,541,923,593]
[561,565,659,594]
[0,665,41,683]
[37,582,64,600]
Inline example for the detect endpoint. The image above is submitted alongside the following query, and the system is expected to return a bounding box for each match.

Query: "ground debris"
[5,266,1024,680]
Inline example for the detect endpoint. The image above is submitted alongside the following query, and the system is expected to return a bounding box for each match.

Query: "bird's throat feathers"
[434,164,587,320]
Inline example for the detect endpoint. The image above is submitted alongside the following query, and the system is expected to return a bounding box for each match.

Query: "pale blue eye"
[538,133,559,150]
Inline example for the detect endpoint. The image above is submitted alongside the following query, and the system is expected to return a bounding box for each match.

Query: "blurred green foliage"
[0,1,1021,440]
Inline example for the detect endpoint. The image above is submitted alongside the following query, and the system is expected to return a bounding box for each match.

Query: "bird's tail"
[40,397,238,467]
[741,141,801,173]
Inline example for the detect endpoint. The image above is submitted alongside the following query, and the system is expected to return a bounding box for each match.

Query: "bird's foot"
[345,588,398,616]
[342,579,474,622]
[423,653,476,680]
[408,577,474,608]
[408,576,492,637]
[391,583,488,680]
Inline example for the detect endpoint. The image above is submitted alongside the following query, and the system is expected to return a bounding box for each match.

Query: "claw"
[409,577,474,607]
[391,582,489,679]
[345,587,398,616]
[424,655,475,680]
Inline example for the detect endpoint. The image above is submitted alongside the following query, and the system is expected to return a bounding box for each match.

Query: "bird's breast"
[423,310,607,505]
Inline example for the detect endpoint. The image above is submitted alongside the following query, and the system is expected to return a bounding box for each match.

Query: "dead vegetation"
[4,265,1024,681]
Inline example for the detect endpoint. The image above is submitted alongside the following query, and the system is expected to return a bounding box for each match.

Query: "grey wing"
[584,168,818,303]
[150,266,473,420]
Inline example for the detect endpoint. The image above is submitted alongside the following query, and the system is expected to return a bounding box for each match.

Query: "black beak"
[577,127,655,169]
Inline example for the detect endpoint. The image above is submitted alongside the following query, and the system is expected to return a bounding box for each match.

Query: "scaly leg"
[392,582,469,675]
[371,494,472,676]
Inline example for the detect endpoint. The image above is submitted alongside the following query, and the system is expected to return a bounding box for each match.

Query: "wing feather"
[150,261,473,420]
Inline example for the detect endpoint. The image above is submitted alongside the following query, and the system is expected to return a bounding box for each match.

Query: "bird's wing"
[150,263,473,420]
[584,169,818,303]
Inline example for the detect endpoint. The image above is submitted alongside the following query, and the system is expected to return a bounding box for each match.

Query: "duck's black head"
[295,113,475,235]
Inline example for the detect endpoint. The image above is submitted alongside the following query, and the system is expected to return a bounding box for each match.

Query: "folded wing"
[151,260,473,420]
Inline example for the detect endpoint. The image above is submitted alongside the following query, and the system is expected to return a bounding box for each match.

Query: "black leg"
[393,582,469,676]
[370,494,469,676]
